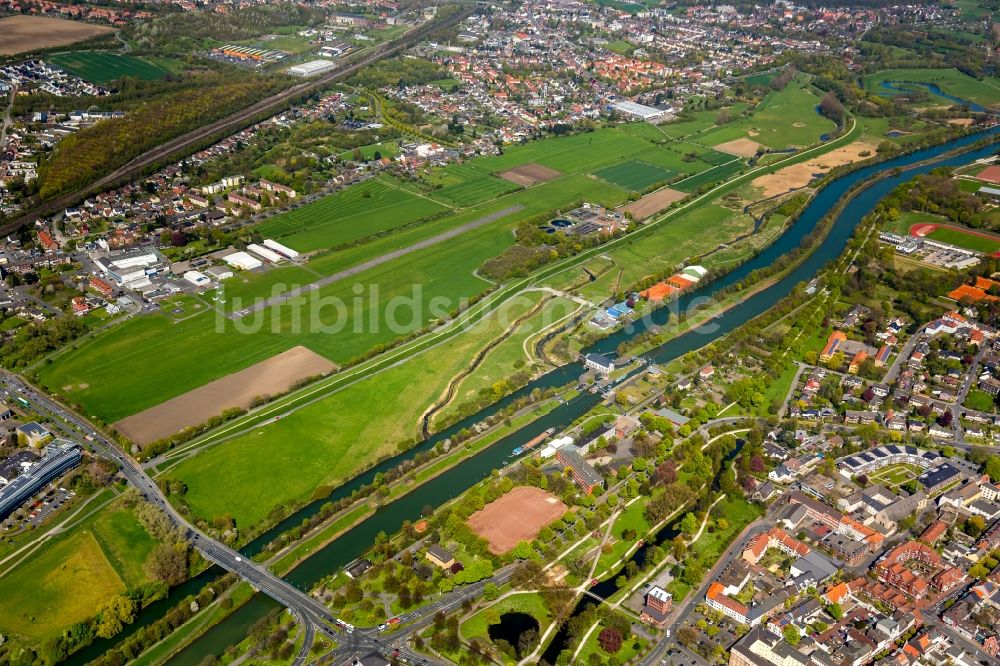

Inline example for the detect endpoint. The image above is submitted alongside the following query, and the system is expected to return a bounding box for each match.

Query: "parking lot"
[2,485,74,531]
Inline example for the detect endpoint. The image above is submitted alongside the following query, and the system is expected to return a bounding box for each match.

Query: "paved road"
[2,372,343,664]
[231,205,525,319]
[638,518,770,666]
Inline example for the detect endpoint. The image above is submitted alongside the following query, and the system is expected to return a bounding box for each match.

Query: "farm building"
[224,251,263,271]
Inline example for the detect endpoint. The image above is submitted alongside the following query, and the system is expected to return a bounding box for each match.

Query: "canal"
[76,126,1000,664]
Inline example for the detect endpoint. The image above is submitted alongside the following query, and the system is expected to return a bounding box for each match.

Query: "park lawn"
[434,295,578,428]
[573,619,648,664]
[596,497,654,573]
[758,363,799,416]
[255,178,449,252]
[926,226,1000,254]
[163,295,541,530]
[0,500,157,641]
[460,592,553,641]
[966,387,996,412]
[50,52,172,81]
[690,498,761,566]
[864,68,1000,108]
[337,142,399,161]
[606,39,635,55]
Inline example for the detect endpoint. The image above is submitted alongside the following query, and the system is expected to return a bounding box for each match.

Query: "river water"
[71,125,999,665]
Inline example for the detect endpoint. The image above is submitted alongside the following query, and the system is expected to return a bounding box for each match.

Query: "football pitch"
[926,226,1000,254]
[593,159,676,191]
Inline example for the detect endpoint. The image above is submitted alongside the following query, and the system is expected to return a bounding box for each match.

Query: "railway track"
[3,5,473,235]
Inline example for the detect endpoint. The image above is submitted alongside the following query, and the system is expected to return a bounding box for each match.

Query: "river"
[73,125,999,665]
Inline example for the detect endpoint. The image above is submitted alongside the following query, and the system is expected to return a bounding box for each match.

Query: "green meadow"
[50,52,174,82]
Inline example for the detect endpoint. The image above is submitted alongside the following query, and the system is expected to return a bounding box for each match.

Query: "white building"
[263,238,300,260]
[183,270,210,287]
[223,251,263,271]
[287,59,337,77]
[247,243,284,264]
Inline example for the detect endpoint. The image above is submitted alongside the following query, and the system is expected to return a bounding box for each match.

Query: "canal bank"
[72,124,998,666]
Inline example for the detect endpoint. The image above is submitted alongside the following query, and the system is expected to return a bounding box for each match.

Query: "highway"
[2,5,473,237]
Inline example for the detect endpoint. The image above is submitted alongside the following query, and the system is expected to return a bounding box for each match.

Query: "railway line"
[3,4,473,235]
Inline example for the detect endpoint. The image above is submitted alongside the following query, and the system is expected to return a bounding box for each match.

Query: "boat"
[512,427,556,456]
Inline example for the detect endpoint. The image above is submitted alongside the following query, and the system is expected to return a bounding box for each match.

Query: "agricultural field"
[255,178,450,252]
[593,159,677,191]
[50,52,174,82]
[0,501,158,642]
[0,15,113,55]
[160,295,544,530]
[864,68,1000,109]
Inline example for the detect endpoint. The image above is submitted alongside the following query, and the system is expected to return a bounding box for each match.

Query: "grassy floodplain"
[864,68,1000,108]
[0,501,159,643]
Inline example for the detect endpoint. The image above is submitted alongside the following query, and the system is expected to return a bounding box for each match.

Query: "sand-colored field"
[498,163,561,187]
[113,346,336,445]
[751,140,879,197]
[713,137,762,158]
[947,118,974,126]
[0,15,113,55]
[619,187,687,220]
[467,486,568,554]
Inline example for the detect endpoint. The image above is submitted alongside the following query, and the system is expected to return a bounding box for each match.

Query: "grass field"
[255,178,449,252]
[0,502,157,641]
[868,463,923,490]
[864,68,1000,108]
[926,226,1000,254]
[673,160,744,192]
[460,592,553,641]
[50,52,173,81]
[593,159,677,191]
[162,295,544,530]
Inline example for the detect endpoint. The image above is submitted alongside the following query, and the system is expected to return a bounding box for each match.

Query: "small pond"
[487,611,540,658]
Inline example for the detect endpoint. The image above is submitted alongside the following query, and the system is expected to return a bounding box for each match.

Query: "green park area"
[864,68,1000,108]
[0,501,158,643]
[50,52,175,82]
[460,592,554,642]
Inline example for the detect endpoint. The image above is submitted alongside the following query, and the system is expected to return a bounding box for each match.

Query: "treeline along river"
[69,124,1000,665]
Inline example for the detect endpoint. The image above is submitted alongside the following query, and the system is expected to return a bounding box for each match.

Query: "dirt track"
[713,137,762,158]
[619,187,687,220]
[467,485,567,554]
[113,346,336,445]
[499,163,561,186]
[0,16,112,55]
[751,140,879,197]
